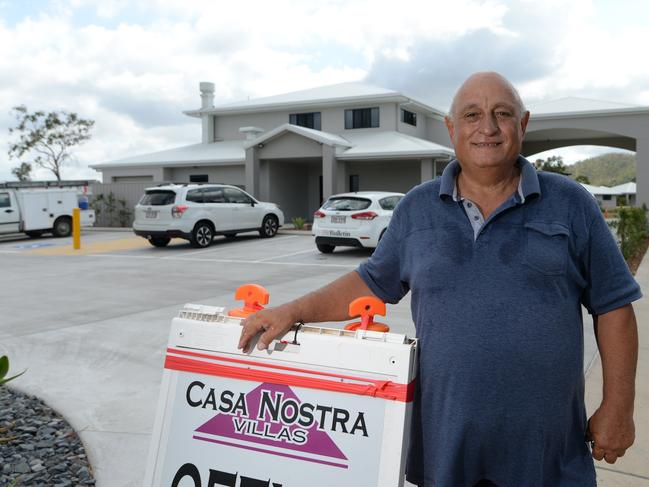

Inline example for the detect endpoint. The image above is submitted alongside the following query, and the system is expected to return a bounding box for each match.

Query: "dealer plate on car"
[331,215,346,224]
[145,209,158,218]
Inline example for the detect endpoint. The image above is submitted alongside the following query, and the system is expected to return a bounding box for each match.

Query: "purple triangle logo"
[193,383,349,469]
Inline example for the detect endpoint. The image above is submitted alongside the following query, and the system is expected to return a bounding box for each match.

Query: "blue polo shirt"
[357,156,641,487]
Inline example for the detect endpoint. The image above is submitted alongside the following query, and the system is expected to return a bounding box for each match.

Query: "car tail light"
[351,211,378,220]
[172,205,189,218]
[313,210,326,218]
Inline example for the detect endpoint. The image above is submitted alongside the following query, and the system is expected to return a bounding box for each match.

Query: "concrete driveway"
[0,229,598,486]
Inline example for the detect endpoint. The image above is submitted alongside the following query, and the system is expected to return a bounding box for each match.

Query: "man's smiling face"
[445,73,530,171]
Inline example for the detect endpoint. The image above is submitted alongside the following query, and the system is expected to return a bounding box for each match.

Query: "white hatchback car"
[133,183,284,248]
[312,191,404,253]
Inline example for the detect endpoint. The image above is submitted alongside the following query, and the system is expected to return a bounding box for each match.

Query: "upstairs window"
[344,107,379,129]
[189,174,208,183]
[289,112,321,130]
[401,109,417,126]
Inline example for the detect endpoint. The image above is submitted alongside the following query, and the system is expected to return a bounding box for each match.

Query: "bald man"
[239,72,640,486]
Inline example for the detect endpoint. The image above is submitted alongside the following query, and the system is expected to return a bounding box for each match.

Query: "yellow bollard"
[73,207,81,250]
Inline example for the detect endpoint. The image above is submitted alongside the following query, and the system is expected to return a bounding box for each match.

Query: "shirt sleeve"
[356,203,410,304]
[580,204,642,315]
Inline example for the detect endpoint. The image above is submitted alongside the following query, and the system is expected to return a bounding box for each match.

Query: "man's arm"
[587,303,638,464]
[237,270,375,352]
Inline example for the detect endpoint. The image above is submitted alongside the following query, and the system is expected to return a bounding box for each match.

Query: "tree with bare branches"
[8,105,94,181]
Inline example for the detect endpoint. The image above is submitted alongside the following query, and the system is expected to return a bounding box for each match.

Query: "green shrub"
[291,217,307,230]
[616,205,648,260]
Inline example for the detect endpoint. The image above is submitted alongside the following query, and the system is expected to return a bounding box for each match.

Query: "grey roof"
[529,97,648,118]
[337,131,454,160]
[185,82,446,118]
[580,182,636,196]
[91,141,245,169]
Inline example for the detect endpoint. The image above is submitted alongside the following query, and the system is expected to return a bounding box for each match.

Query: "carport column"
[636,137,649,208]
[322,145,340,199]
[420,158,434,182]
[245,147,260,198]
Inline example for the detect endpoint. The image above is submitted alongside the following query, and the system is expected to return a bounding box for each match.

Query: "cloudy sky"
[0,0,646,181]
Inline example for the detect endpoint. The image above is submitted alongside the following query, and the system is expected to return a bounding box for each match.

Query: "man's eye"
[464,112,478,120]
[496,111,512,118]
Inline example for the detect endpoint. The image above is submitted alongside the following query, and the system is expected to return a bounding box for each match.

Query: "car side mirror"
[250,200,256,207]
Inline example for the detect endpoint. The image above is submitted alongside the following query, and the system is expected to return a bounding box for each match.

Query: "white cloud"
[0,0,647,182]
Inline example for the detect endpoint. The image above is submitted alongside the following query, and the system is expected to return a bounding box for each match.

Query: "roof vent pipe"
[199,82,215,109]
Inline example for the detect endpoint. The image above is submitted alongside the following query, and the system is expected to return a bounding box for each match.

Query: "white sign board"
[144,304,417,487]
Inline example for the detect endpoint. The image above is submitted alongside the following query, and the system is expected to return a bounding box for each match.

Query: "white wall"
[167,165,245,186]
[258,133,322,159]
[397,108,427,139]
[101,166,165,183]
[345,160,421,193]
[213,102,400,141]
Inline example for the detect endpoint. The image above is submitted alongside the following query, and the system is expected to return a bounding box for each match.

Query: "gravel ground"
[0,386,95,487]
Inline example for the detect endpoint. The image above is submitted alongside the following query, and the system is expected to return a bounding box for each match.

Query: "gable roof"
[337,131,454,160]
[185,81,445,119]
[243,123,352,149]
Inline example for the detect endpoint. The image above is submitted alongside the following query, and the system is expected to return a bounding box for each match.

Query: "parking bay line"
[93,253,357,269]
[160,235,302,259]
[256,248,316,262]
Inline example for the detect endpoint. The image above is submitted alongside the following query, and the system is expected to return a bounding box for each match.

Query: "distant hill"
[569,152,635,186]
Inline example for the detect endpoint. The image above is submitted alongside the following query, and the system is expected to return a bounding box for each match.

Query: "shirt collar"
[439,155,541,203]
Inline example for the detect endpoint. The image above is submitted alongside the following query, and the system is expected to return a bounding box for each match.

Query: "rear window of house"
[140,190,176,206]
[322,197,371,211]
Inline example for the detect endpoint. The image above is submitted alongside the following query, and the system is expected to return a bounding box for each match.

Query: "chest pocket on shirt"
[524,221,569,275]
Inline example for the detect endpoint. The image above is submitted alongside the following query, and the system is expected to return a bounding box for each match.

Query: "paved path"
[585,256,649,485]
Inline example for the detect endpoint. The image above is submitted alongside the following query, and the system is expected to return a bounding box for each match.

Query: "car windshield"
[140,190,176,206]
[322,197,371,211]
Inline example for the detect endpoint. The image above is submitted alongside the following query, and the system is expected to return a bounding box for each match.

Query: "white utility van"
[0,181,95,238]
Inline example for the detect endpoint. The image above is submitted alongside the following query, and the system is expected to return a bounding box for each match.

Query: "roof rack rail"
[0,180,96,189]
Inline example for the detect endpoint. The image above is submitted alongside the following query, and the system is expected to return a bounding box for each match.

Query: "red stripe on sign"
[168,347,403,385]
[164,354,415,402]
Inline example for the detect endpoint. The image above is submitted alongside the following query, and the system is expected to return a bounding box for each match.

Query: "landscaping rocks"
[0,386,95,486]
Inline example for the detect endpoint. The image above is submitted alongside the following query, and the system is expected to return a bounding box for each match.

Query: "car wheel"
[149,237,171,247]
[25,231,44,238]
[317,243,335,254]
[52,217,72,238]
[191,222,214,248]
[259,215,279,238]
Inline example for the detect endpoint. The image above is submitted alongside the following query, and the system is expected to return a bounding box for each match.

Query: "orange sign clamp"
[228,284,269,318]
[344,296,390,333]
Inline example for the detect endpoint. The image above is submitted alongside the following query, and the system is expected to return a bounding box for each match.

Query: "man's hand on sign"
[238,305,297,352]
[587,405,635,464]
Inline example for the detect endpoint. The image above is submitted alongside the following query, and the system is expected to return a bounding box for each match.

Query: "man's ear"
[444,116,455,140]
[520,110,530,136]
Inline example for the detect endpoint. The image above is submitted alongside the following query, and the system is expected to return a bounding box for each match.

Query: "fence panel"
[90,182,150,227]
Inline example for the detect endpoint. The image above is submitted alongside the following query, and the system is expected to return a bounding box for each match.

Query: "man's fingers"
[238,317,265,351]
[604,452,618,464]
[592,445,605,461]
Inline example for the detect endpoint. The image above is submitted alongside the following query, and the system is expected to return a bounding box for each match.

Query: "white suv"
[133,184,284,248]
[312,191,404,253]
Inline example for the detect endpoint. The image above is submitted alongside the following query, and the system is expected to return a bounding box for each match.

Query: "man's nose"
[478,114,499,135]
